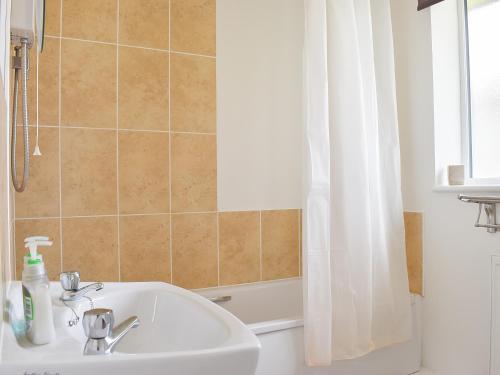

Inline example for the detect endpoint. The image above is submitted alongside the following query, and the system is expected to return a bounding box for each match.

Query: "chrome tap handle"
[60,271,81,291]
[82,309,139,355]
[83,309,114,339]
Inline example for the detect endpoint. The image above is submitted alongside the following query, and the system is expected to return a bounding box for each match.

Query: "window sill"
[433,185,500,193]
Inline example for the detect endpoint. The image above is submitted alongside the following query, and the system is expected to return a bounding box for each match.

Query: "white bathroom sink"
[1,281,260,375]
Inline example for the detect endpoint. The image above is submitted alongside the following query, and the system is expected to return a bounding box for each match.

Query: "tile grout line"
[168,0,173,285]
[58,0,63,275]
[12,42,18,278]
[46,35,168,52]
[17,125,217,135]
[16,125,215,136]
[213,13,221,287]
[12,149,16,277]
[216,211,220,286]
[44,35,217,60]
[298,209,301,276]
[171,131,216,135]
[15,211,222,221]
[12,216,16,279]
[215,15,219,285]
[259,211,263,281]
[171,211,218,215]
[23,125,169,132]
[15,209,302,221]
[116,0,121,282]
[170,50,216,60]
[12,197,16,279]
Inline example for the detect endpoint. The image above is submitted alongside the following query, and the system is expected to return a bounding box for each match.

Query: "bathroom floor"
[415,369,433,375]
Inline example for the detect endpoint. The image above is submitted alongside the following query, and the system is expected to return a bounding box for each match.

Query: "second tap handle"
[83,308,114,339]
[60,271,80,291]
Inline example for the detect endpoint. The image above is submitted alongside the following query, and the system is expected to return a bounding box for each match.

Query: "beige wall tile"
[61,40,116,128]
[119,0,169,49]
[15,127,60,218]
[118,47,169,131]
[62,216,119,281]
[62,0,117,42]
[118,131,169,214]
[171,133,216,212]
[262,209,300,280]
[404,212,423,296]
[172,213,217,289]
[45,0,61,36]
[171,0,216,56]
[219,211,260,285]
[61,128,117,216]
[15,219,61,281]
[8,0,314,290]
[37,38,60,126]
[120,215,170,282]
[171,53,215,133]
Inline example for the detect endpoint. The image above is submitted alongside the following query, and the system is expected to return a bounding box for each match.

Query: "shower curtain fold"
[303,0,412,366]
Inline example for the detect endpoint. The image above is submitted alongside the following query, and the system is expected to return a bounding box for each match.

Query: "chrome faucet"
[82,308,140,355]
[59,271,104,302]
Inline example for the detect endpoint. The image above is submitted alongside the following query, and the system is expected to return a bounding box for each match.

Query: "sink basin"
[1,281,260,375]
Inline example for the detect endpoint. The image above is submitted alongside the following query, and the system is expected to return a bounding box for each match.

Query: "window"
[464,0,500,180]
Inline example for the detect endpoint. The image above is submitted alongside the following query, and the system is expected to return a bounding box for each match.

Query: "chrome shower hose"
[11,39,30,193]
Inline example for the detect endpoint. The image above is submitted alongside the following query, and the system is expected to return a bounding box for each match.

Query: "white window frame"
[458,0,500,186]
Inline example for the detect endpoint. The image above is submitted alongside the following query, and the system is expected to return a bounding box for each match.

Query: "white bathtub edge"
[249,317,304,335]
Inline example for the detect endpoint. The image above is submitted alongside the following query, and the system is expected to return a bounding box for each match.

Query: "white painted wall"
[216,0,303,211]
[0,0,9,85]
[429,0,463,185]
[392,0,498,374]
[218,1,495,372]
[0,0,10,359]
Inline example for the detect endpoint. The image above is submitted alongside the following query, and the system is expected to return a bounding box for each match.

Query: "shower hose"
[11,39,30,193]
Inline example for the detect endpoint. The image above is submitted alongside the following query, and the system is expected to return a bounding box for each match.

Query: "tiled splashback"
[12,0,301,289]
[404,212,423,295]
[12,0,423,294]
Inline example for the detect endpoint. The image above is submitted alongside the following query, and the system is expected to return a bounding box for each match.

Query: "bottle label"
[22,285,34,322]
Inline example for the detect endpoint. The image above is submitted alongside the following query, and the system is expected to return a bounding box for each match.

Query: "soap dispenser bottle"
[22,236,56,345]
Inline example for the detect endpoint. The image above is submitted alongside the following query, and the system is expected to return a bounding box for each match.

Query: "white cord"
[62,299,79,327]
[33,44,41,156]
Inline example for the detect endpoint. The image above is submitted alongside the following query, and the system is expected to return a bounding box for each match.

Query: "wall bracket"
[458,194,500,233]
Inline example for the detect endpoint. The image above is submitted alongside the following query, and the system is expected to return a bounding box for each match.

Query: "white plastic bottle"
[22,236,56,345]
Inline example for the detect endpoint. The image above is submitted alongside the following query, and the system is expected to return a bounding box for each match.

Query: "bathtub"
[198,278,421,375]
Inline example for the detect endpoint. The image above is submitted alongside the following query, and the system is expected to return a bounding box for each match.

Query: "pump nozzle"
[24,236,53,265]
[24,236,49,243]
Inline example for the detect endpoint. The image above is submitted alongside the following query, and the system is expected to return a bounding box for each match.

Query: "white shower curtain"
[303,0,412,366]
